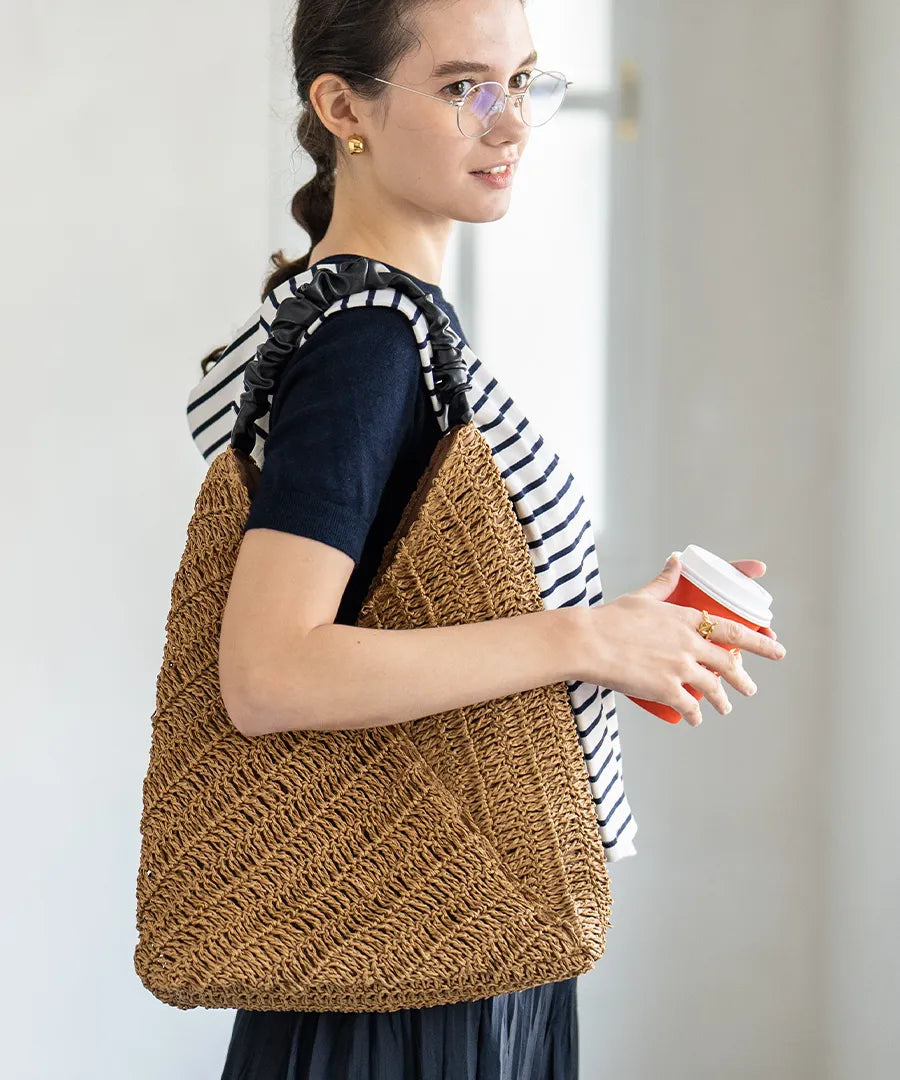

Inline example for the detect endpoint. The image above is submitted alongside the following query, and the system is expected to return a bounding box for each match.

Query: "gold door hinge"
[616,59,640,140]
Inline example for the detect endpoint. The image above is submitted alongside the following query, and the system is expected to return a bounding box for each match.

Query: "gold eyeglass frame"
[345,68,574,139]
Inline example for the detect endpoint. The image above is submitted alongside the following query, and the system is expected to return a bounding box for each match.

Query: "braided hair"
[200,0,525,374]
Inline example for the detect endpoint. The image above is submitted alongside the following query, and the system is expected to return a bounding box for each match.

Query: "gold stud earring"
[347,135,365,154]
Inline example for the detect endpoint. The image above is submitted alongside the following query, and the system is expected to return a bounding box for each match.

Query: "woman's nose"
[492,92,529,139]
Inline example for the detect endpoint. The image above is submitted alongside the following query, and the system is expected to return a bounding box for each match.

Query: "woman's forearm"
[234,608,585,737]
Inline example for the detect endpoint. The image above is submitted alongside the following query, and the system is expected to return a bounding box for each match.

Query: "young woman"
[198,0,785,1075]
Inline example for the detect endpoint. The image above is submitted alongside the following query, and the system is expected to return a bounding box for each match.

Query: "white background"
[1,1,896,1077]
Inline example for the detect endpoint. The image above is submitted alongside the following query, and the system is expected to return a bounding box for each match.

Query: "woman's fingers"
[675,686,705,727]
[692,663,733,715]
[729,559,766,578]
[699,647,758,698]
[678,574,784,723]
[684,608,785,660]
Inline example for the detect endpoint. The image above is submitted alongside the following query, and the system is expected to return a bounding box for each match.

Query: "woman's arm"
[238,608,583,737]
[219,527,585,737]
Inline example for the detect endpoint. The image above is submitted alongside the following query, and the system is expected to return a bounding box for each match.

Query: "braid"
[197,0,462,373]
[261,102,338,298]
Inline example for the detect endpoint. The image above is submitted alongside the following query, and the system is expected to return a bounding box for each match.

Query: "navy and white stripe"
[187,260,638,861]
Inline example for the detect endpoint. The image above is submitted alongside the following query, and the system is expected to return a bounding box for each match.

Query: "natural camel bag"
[133,259,613,1013]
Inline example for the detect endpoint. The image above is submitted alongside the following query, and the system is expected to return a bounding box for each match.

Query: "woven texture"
[134,420,613,1013]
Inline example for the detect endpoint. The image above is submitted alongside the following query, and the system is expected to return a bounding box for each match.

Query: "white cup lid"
[671,544,773,626]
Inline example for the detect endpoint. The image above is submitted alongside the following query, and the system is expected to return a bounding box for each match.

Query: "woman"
[200,0,784,1075]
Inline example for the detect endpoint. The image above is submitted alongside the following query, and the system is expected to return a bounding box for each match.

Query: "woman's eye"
[443,80,474,98]
[442,70,534,99]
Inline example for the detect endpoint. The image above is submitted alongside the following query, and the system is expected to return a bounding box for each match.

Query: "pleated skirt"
[218,977,579,1080]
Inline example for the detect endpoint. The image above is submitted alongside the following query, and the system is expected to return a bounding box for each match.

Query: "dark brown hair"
[199,0,432,375]
[199,0,524,375]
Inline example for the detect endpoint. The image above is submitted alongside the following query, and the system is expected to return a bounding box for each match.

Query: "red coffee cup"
[626,543,774,724]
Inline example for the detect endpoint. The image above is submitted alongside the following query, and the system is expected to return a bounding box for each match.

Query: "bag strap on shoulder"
[230,255,474,458]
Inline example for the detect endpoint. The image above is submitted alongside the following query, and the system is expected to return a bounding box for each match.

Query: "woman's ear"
[308,73,366,144]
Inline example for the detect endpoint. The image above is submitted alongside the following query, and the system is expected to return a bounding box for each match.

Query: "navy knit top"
[241,253,466,624]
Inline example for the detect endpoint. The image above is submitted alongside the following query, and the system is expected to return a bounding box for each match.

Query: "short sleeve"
[243,304,424,564]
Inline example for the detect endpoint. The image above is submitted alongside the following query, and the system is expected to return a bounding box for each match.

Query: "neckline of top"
[307,252,446,298]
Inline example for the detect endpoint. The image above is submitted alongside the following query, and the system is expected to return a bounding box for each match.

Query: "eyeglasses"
[346,68,572,139]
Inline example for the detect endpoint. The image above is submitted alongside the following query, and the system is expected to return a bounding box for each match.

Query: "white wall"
[591,2,896,1079]
[1,2,272,1077]
[594,1,839,1075]
[827,2,900,1075]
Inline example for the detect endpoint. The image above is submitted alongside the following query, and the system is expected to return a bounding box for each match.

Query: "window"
[447,0,614,533]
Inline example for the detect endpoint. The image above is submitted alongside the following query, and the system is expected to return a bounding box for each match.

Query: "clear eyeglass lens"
[459,72,567,137]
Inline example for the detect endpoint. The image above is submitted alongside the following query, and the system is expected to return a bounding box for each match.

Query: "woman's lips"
[470,165,514,188]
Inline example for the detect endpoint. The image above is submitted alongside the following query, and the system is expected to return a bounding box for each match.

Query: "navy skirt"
[218,977,579,1080]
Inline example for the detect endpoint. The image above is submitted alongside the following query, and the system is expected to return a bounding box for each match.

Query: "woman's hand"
[572,555,785,727]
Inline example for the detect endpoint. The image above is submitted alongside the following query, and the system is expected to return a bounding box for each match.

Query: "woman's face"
[355,0,536,226]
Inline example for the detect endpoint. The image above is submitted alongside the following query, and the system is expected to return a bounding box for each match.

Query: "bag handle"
[230,255,474,457]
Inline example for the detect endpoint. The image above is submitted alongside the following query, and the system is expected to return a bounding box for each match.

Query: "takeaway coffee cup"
[626,543,774,725]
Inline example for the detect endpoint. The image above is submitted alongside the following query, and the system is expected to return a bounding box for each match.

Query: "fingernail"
[775,643,786,658]
[724,701,732,715]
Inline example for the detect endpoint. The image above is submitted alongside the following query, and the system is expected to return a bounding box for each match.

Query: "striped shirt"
[186,256,638,862]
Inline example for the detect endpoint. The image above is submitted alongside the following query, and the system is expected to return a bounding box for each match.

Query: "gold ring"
[697,610,717,640]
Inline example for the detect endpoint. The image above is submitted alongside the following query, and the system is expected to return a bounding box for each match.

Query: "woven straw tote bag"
[133,258,613,1013]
